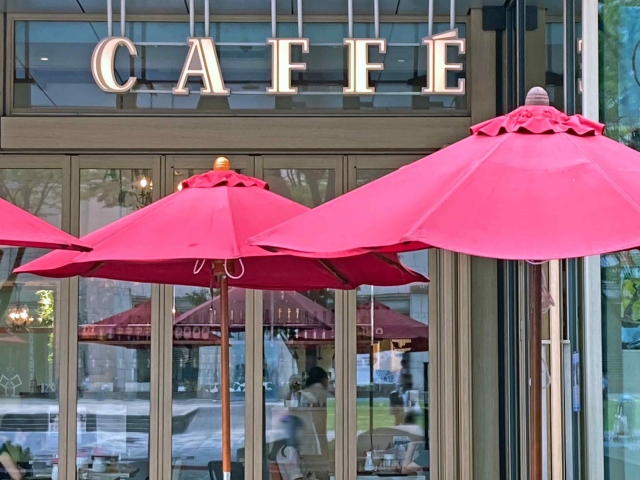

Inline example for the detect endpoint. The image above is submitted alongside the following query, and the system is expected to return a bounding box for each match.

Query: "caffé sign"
[91,30,465,96]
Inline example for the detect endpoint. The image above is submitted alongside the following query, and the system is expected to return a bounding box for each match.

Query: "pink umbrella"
[250,88,640,479]
[0,197,88,251]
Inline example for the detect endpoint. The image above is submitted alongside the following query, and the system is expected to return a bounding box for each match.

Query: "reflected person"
[396,354,413,406]
[299,367,331,480]
[0,429,27,480]
[276,416,315,480]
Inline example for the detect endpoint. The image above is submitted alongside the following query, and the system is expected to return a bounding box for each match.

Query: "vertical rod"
[220,274,231,478]
[529,264,543,480]
[449,0,455,30]
[506,5,515,111]
[369,288,374,448]
[508,261,521,479]
[567,258,582,480]
[120,0,125,37]
[516,0,526,106]
[107,0,113,37]
[271,0,277,37]
[297,0,303,38]
[348,0,354,38]
[205,0,210,37]
[428,0,434,36]
[189,0,195,37]
[496,30,504,115]
[564,0,576,114]
[549,261,563,480]
[374,0,380,38]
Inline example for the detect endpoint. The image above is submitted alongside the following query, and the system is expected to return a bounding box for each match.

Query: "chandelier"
[6,285,40,331]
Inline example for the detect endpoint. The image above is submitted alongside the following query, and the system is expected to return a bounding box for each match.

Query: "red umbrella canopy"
[15,168,425,289]
[250,101,640,261]
[0,197,89,251]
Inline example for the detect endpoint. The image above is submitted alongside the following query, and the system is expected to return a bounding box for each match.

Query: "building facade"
[0,0,609,479]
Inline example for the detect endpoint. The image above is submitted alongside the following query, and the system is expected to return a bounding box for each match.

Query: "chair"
[208,460,245,480]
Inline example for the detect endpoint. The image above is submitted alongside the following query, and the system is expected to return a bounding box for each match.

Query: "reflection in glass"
[77,169,153,479]
[601,5,640,473]
[264,290,336,480]
[264,169,335,208]
[0,169,62,480]
[170,286,246,480]
[601,251,640,478]
[354,259,428,475]
[545,22,583,112]
[263,168,337,480]
[352,168,428,476]
[14,21,466,113]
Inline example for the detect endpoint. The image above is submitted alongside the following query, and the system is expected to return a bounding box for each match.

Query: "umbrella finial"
[525,87,549,106]
[214,156,231,171]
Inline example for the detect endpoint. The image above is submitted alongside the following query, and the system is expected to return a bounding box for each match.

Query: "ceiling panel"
[0,0,83,12]
[78,0,187,14]
[65,0,290,15]
[0,0,507,15]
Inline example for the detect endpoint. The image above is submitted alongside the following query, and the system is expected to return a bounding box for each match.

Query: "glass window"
[262,168,337,480]
[77,168,154,479]
[14,20,466,114]
[601,251,640,478]
[0,168,63,480]
[545,22,583,112]
[352,169,428,476]
[546,23,564,110]
[601,4,640,474]
[171,286,247,480]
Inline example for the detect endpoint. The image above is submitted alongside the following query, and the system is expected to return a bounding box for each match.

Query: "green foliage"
[600,0,640,145]
[37,290,55,365]
[183,288,211,306]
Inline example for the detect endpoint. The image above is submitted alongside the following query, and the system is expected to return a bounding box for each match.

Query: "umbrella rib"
[564,135,640,216]
[88,262,105,274]
[402,135,510,241]
[373,253,412,273]
[317,259,351,286]
[223,187,243,258]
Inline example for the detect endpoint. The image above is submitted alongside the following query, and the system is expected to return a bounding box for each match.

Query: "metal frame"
[0,155,72,477]
[5,12,470,117]
[581,0,603,475]
[67,155,162,480]
[0,154,164,480]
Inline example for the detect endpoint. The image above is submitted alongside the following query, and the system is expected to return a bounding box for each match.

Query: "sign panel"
[90,30,466,96]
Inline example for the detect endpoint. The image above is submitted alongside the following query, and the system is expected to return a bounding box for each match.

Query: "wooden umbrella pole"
[529,263,543,480]
[220,272,232,480]
[212,158,233,479]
